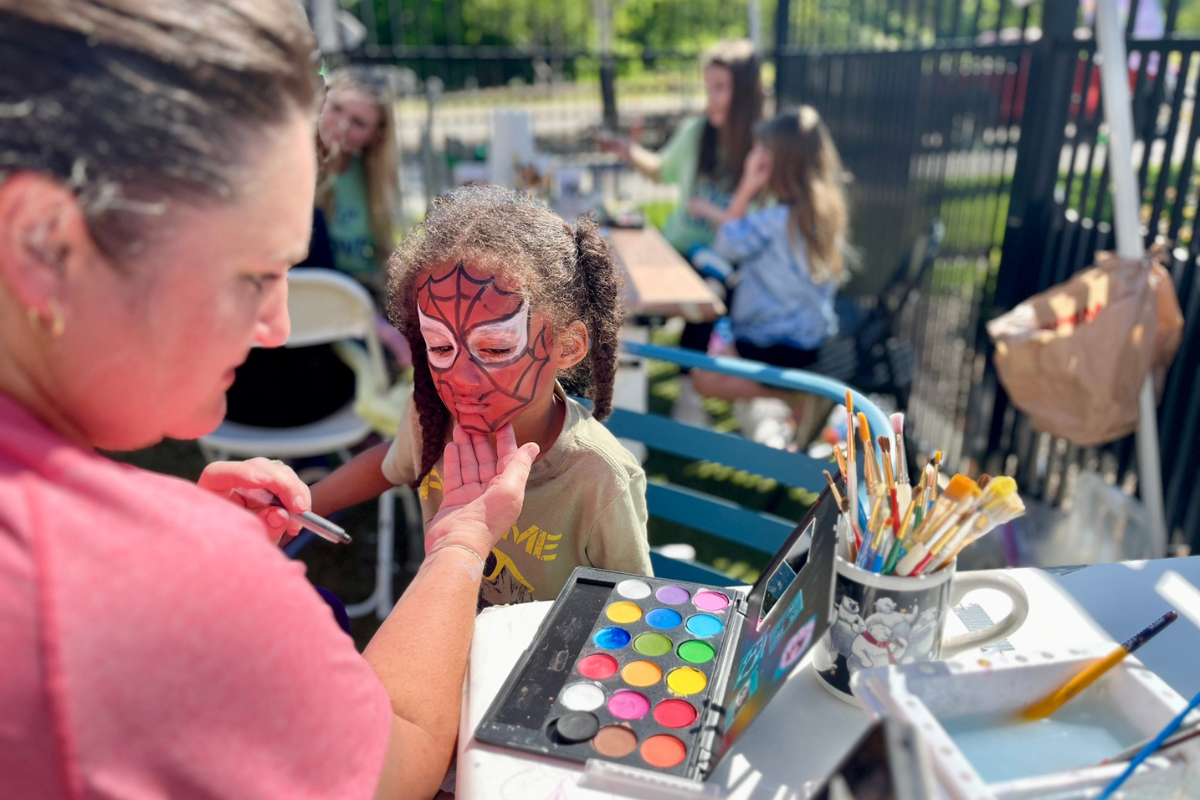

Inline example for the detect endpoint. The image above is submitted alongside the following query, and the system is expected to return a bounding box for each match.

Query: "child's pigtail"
[408,337,452,489]
[572,217,623,421]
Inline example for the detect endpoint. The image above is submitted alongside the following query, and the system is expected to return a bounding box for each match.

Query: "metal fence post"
[991,0,1077,312]
[773,0,792,100]
[980,0,1078,457]
[595,0,618,129]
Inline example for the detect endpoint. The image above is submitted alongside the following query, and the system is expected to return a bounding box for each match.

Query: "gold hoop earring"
[26,299,65,339]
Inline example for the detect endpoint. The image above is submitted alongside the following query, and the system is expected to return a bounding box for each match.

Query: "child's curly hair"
[387,184,624,487]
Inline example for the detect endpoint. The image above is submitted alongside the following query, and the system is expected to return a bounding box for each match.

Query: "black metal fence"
[777,0,1200,550]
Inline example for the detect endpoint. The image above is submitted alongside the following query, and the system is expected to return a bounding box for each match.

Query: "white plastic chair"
[199,268,419,620]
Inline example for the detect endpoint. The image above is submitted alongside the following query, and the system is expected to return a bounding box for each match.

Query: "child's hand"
[198,457,312,544]
[687,197,727,225]
[739,144,774,195]
[424,424,539,560]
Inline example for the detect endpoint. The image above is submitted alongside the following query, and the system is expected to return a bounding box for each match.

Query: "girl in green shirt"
[317,68,401,288]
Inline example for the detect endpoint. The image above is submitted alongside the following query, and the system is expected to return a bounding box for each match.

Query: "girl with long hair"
[317,67,401,286]
[690,106,849,426]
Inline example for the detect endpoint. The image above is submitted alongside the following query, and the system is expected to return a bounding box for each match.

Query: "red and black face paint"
[416,262,551,434]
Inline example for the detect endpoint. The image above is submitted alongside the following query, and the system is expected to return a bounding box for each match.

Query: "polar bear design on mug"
[827,595,867,658]
[847,622,908,670]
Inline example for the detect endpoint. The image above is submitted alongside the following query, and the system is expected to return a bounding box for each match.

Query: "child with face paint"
[307,184,651,609]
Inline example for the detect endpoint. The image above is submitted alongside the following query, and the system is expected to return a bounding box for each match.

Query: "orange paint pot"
[640,734,687,768]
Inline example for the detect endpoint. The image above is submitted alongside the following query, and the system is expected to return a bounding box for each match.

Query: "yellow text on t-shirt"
[503,524,561,561]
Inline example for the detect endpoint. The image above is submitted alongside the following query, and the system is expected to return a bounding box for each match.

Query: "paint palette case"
[474,483,841,781]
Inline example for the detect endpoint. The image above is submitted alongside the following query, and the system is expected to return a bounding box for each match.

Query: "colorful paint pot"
[677,640,716,664]
[621,660,663,687]
[645,608,683,629]
[666,667,708,696]
[593,626,631,649]
[655,585,690,605]
[593,724,638,757]
[641,734,687,768]
[606,601,643,623]
[616,579,652,599]
[653,699,698,729]
[560,682,606,711]
[693,590,730,612]
[608,690,651,720]
[632,632,673,657]
[577,653,619,679]
[685,614,724,638]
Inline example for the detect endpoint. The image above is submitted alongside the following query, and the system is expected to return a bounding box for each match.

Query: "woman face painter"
[0,2,535,798]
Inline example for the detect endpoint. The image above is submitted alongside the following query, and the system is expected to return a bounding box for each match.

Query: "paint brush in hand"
[1021,610,1180,721]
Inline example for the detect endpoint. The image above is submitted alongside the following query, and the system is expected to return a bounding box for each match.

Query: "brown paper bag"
[986,253,1177,447]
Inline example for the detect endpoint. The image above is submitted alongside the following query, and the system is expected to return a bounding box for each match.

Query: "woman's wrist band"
[431,543,487,572]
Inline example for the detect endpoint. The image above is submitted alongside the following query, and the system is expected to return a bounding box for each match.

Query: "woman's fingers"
[198,457,311,514]
[493,424,519,474]
[452,425,480,486]
[442,431,464,494]
[471,431,498,484]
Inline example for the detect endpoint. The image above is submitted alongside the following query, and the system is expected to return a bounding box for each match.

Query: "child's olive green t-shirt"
[381,387,652,609]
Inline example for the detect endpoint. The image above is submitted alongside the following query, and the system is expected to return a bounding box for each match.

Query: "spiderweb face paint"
[416,262,551,433]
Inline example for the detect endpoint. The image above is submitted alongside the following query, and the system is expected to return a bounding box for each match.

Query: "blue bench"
[605,342,893,584]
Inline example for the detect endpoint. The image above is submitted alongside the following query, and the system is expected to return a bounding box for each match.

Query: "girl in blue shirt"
[690,106,849,406]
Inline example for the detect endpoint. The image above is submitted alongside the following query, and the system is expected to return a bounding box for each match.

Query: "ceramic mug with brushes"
[813,550,1029,702]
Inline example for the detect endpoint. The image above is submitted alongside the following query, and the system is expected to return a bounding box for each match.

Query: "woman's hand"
[425,424,538,560]
[595,133,633,161]
[198,457,312,543]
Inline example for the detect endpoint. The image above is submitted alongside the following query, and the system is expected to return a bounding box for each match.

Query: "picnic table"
[606,226,725,323]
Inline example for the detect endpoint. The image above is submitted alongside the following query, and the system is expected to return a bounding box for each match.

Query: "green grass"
[639,327,822,583]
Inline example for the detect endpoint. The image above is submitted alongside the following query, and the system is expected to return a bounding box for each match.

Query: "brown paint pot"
[592,724,638,758]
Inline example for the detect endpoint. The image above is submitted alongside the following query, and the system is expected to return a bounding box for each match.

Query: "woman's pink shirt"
[0,394,391,798]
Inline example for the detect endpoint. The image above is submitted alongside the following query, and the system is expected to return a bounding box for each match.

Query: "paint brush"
[894,475,979,576]
[857,412,880,498]
[1096,688,1200,800]
[867,496,889,572]
[931,490,1026,571]
[890,414,911,509]
[882,497,920,574]
[233,487,352,544]
[1102,720,1200,764]
[918,477,1020,575]
[878,436,901,539]
[926,451,943,513]
[912,466,930,531]
[823,469,845,508]
[1021,611,1180,721]
[845,393,862,543]
[857,495,886,570]
[833,446,863,547]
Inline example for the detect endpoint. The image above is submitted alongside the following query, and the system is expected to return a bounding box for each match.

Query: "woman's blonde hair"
[318,68,400,267]
[758,106,848,284]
